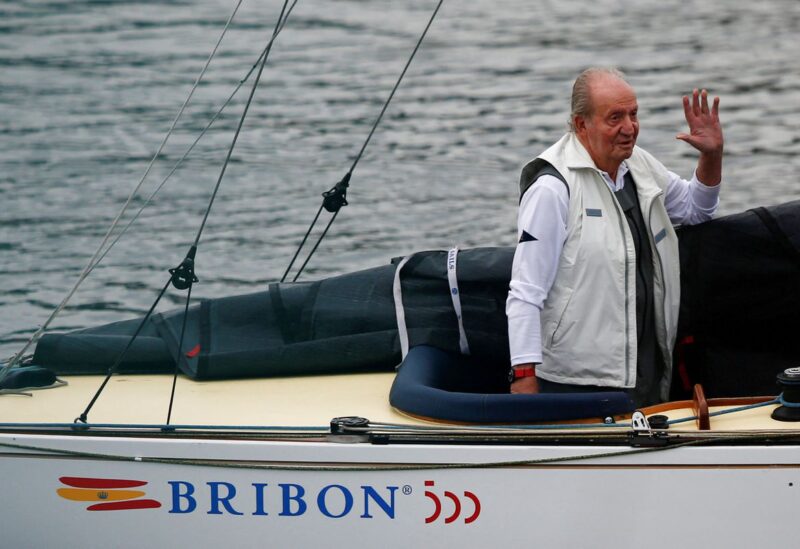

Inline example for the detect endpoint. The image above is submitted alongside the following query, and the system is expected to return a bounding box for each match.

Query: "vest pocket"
[544,287,574,348]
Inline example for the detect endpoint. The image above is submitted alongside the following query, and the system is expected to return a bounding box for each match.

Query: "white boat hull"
[2,431,798,548]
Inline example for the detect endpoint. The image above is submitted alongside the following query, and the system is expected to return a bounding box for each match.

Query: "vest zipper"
[646,192,670,393]
[603,180,633,387]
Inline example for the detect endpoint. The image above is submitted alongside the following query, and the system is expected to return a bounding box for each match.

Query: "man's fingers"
[682,95,692,121]
[684,89,720,122]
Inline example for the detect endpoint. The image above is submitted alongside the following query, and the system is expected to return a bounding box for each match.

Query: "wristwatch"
[508,365,536,383]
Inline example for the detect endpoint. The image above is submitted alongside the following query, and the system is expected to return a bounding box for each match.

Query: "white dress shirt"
[506,161,720,366]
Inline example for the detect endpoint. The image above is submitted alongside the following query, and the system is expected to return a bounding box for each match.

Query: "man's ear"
[573,115,587,134]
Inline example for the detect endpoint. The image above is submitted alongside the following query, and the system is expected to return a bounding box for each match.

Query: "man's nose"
[621,116,635,135]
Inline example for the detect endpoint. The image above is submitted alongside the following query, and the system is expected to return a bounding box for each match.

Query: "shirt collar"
[600,162,628,191]
[564,133,629,191]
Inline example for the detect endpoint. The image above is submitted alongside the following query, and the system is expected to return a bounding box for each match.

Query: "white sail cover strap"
[393,254,414,360]
[393,249,471,362]
[447,247,471,355]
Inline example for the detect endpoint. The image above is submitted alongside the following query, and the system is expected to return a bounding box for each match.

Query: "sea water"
[1,0,799,356]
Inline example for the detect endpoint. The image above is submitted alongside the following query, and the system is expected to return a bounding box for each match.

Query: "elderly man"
[506,68,723,406]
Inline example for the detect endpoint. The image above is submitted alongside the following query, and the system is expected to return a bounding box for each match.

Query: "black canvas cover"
[27,201,800,397]
[32,248,513,380]
[675,200,800,397]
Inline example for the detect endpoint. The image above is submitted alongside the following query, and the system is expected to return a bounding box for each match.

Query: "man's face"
[574,76,639,175]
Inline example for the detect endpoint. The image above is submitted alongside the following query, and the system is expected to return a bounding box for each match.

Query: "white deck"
[0,372,794,432]
[1,372,430,427]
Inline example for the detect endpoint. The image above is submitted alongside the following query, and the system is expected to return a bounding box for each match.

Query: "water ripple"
[2,0,799,356]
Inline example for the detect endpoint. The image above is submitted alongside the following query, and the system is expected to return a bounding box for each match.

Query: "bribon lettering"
[252,483,269,516]
[168,481,197,514]
[60,476,479,523]
[361,485,397,519]
[166,481,399,519]
[279,483,307,517]
[317,485,353,519]
[208,482,243,516]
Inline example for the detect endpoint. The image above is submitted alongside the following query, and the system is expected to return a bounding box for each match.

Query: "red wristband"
[512,366,536,379]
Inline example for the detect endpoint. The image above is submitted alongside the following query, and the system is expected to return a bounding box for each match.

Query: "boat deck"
[0,372,794,432]
[1,372,422,427]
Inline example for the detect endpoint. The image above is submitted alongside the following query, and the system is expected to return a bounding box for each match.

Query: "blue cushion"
[389,345,634,423]
[0,365,58,391]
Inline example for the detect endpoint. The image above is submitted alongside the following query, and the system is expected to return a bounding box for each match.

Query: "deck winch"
[771,368,800,422]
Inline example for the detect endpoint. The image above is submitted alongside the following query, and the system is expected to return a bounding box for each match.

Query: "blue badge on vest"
[585,208,602,217]
[654,228,667,243]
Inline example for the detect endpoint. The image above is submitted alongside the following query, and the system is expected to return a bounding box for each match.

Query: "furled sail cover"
[676,200,800,397]
[29,200,800,397]
[32,248,513,380]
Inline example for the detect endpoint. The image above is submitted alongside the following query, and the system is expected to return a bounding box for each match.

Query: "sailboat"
[2,1,800,546]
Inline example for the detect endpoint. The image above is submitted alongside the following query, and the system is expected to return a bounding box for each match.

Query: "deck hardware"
[631,411,650,432]
[328,416,371,443]
[629,411,669,447]
[330,416,370,434]
[772,368,800,422]
[647,415,669,430]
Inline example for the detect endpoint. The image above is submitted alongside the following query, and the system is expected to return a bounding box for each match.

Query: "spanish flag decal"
[57,477,161,511]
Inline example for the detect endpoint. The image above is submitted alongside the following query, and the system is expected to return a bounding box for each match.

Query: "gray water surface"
[1,0,799,357]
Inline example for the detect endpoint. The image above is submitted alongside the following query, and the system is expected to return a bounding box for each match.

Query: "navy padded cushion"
[0,366,58,391]
[389,345,635,423]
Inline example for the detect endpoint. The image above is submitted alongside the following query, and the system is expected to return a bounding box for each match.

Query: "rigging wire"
[346,1,445,177]
[280,0,445,283]
[164,0,299,425]
[0,0,244,381]
[78,28,296,288]
[292,209,340,282]
[75,0,294,423]
[280,203,325,282]
[166,283,194,426]
[75,277,174,423]
[191,0,293,247]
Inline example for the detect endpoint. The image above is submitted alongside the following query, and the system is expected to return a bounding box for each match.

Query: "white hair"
[568,67,628,132]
